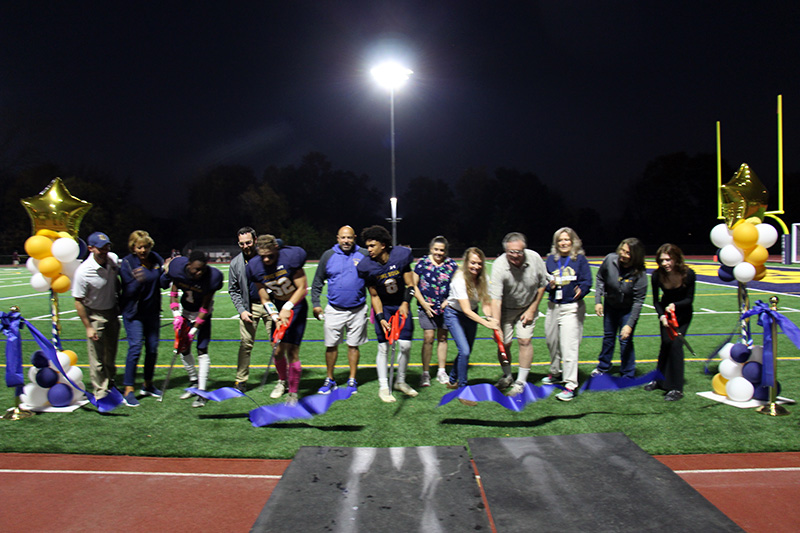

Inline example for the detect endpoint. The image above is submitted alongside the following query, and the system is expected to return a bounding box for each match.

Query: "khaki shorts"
[500,307,538,344]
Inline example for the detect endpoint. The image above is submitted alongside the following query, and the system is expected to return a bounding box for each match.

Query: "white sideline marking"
[0,468,282,480]
[673,467,800,475]
[701,308,717,313]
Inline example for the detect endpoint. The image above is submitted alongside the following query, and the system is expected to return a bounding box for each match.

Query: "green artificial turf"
[1,260,799,459]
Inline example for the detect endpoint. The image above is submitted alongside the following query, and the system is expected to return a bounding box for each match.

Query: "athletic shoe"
[458,398,478,407]
[420,372,431,387]
[393,381,419,397]
[192,396,207,408]
[378,387,396,403]
[446,381,459,390]
[436,369,449,384]
[643,380,658,392]
[286,392,299,407]
[590,368,606,377]
[346,378,358,393]
[179,386,197,400]
[664,390,684,401]
[495,375,514,390]
[556,388,575,401]
[234,381,247,393]
[507,381,526,397]
[270,380,287,399]
[541,374,561,385]
[317,378,338,395]
[140,385,163,398]
[122,392,140,407]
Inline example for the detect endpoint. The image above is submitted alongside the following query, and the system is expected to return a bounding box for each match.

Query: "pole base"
[2,406,35,421]
[756,403,790,416]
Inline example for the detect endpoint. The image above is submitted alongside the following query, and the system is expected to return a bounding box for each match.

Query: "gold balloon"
[20,177,92,238]
[712,373,728,396]
[720,163,768,229]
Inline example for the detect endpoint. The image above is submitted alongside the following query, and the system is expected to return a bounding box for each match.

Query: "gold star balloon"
[20,177,92,237]
[720,163,768,228]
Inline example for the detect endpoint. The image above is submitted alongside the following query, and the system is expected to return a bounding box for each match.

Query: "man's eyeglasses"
[238,241,254,247]
[506,250,524,256]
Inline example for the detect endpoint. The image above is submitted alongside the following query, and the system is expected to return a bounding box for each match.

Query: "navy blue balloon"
[35,367,59,388]
[30,350,49,368]
[753,381,781,401]
[718,265,735,282]
[77,238,88,260]
[742,361,762,384]
[47,383,73,407]
[729,343,751,363]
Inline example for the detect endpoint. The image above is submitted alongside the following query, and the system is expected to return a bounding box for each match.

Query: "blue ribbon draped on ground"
[439,369,664,411]
[741,300,800,387]
[187,386,355,427]
[1,312,122,412]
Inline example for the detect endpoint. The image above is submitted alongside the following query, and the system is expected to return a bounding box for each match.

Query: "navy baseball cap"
[87,232,112,248]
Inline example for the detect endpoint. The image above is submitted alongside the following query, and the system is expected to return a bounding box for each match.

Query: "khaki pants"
[86,307,120,398]
[544,300,585,390]
[236,303,270,383]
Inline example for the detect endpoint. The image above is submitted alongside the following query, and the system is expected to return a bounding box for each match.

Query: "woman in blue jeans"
[443,248,498,403]
[119,230,165,406]
[591,238,647,379]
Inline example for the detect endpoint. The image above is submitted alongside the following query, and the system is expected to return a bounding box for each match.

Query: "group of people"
[70,223,696,410]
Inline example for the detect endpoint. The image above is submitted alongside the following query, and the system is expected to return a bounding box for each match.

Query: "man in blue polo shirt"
[311,225,367,394]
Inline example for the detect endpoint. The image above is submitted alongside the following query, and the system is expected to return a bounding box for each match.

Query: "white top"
[446,271,479,312]
[72,252,119,310]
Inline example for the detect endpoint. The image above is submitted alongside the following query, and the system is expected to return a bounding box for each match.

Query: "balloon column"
[21,349,86,409]
[712,342,775,402]
[711,164,776,283]
[24,231,84,294]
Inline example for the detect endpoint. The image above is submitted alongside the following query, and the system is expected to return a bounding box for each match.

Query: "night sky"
[2,1,799,217]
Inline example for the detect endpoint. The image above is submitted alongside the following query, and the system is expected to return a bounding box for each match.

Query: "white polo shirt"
[72,252,119,311]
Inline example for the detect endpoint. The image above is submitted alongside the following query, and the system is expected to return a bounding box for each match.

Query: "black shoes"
[664,390,684,401]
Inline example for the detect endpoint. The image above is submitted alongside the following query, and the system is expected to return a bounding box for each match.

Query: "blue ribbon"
[1,312,122,412]
[1,312,25,395]
[740,300,800,388]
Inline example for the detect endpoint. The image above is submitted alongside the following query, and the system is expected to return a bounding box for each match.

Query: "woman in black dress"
[647,243,696,401]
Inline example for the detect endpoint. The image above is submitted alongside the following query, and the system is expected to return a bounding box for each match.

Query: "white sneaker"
[286,392,298,407]
[495,374,514,390]
[420,372,431,387]
[191,396,207,408]
[393,381,419,397]
[507,381,526,396]
[379,387,396,403]
[590,368,606,377]
[436,369,449,384]
[270,380,287,399]
[179,385,197,400]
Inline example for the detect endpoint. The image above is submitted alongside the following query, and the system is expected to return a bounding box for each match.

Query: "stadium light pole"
[371,62,413,247]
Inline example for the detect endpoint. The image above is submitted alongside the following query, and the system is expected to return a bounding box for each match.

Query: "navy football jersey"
[357,246,413,307]
[160,256,224,312]
[246,245,307,301]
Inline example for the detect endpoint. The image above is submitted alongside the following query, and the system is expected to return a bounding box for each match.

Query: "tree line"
[1,150,796,259]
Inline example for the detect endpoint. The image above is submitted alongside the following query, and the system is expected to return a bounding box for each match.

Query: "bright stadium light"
[371,62,413,247]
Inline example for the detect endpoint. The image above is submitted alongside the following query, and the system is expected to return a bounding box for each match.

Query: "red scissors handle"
[272,310,294,343]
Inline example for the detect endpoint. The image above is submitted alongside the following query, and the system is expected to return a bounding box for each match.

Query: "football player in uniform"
[247,234,308,405]
[356,225,418,403]
[160,251,224,407]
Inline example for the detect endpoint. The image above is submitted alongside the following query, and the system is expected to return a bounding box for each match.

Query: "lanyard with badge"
[554,256,576,301]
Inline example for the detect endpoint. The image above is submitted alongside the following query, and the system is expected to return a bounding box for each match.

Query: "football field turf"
[1,259,798,459]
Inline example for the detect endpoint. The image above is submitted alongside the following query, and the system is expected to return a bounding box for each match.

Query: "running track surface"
[1,452,798,532]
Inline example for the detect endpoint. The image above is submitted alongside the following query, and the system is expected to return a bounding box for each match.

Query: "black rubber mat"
[252,445,489,532]
[469,432,743,532]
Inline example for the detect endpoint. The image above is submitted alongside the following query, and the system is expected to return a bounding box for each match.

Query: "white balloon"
[719,358,743,380]
[755,223,779,248]
[30,273,51,292]
[25,383,50,407]
[710,223,734,248]
[28,366,38,384]
[65,365,84,389]
[726,376,755,402]
[719,244,744,267]
[26,257,40,274]
[55,351,72,372]
[748,345,764,363]
[734,262,756,283]
[61,259,81,278]
[718,342,734,361]
[51,237,80,263]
